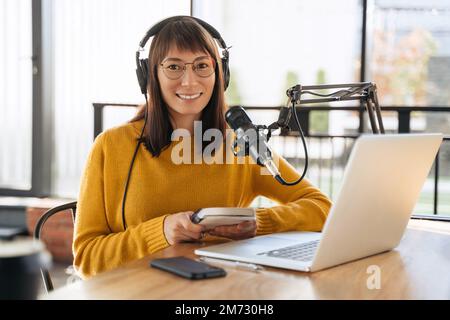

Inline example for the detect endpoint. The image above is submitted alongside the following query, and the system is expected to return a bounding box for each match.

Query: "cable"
[275,100,309,186]
[301,89,352,98]
[121,94,149,230]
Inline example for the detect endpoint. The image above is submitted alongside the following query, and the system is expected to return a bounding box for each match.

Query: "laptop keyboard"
[257,239,320,262]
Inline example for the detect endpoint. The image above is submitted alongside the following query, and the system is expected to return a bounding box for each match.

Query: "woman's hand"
[207,220,257,240]
[163,211,206,245]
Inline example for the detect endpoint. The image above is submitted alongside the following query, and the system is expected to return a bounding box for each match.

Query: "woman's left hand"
[207,220,257,240]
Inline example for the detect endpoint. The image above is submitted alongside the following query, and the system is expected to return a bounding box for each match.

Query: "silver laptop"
[195,133,443,272]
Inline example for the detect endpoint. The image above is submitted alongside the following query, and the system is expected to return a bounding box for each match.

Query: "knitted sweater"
[73,120,332,278]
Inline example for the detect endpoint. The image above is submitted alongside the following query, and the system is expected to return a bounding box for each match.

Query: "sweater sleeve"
[72,133,170,279]
[251,152,332,235]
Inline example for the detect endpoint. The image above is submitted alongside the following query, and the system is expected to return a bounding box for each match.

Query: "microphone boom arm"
[277,82,385,136]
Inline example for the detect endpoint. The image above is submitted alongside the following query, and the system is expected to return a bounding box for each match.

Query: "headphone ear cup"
[143,59,149,83]
[221,57,230,91]
[136,58,149,94]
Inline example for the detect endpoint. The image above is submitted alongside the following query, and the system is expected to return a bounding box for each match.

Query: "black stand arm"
[272,82,385,136]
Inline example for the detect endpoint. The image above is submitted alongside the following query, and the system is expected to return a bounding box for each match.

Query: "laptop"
[195,133,443,272]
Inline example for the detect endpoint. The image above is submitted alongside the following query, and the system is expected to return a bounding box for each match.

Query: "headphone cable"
[121,94,149,230]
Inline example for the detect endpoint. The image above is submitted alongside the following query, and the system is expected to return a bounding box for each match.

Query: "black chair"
[33,201,78,293]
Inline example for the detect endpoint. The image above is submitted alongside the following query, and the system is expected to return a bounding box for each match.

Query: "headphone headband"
[135,15,230,94]
[139,15,228,50]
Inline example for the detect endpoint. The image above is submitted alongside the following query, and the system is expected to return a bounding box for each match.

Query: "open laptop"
[195,133,443,272]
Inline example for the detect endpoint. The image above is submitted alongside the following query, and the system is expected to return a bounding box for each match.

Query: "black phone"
[150,256,227,280]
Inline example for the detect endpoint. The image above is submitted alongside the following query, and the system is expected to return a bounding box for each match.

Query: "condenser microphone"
[225,106,283,183]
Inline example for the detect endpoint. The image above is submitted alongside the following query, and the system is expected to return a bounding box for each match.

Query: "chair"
[33,201,78,293]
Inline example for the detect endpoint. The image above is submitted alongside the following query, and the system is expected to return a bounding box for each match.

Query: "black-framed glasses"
[160,56,216,80]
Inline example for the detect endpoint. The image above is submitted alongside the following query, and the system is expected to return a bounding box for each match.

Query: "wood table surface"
[45,219,450,300]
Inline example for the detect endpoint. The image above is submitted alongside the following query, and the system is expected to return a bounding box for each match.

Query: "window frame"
[0,0,51,197]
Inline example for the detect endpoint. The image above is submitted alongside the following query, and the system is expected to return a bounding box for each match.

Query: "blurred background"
[1,0,449,232]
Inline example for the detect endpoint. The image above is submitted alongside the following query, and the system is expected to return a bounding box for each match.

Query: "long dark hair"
[130,17,228,157]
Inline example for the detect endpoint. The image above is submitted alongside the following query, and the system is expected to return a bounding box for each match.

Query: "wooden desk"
[46,220,450,300]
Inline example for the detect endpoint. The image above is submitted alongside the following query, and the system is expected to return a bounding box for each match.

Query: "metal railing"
[92,102,450,220]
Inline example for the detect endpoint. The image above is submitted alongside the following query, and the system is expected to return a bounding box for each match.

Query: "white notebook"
[191,207,256,228]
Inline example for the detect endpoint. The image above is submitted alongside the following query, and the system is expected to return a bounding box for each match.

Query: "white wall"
[50,0,190,197]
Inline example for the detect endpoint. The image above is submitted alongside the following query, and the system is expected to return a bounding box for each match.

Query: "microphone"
[225,106,283,183]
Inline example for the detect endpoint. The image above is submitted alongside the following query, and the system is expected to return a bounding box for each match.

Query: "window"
[194,0,363,207]
[369,0,450,108]
[50,0,190,197]
[195,0,362,107]
[369,0,450,216]
[0,0,33,190]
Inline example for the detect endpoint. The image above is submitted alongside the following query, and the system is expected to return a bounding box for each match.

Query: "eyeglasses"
[160,56,216,80]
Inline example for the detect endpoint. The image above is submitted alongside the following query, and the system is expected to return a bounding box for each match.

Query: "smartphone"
[150,256,227,280]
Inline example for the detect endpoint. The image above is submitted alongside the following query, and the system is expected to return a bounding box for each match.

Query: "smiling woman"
[72,16,332,279]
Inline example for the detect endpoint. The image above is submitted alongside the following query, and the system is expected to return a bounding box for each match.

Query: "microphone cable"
[121,94,149,230]
[274,100,309,186]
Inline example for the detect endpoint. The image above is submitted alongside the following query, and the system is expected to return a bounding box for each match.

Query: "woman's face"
[157,46,216,125]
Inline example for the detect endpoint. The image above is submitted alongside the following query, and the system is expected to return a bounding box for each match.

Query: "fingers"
[209,220,257,240]
[182,212,205,233]
[213,221,255,234]
[169,227,201,244]
[237,220,256,232]
[174,211,206,242]
[178,228,202,242]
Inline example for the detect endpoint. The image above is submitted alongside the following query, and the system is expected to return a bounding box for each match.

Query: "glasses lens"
[193,58,215,78]
[161,61,184,79]
[161,58,216,79]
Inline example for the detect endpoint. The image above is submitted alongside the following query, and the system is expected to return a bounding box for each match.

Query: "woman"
[73,16,331,278]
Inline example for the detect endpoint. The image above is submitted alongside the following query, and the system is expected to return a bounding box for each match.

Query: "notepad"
[191,207,256,228]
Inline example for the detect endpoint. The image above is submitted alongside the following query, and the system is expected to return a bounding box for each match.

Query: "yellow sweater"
[73,120,332,278]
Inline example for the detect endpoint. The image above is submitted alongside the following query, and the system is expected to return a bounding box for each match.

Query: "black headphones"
[135,15,231,94]
[122,16,230,230]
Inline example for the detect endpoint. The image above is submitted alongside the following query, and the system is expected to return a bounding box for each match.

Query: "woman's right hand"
[163,211,206,245]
